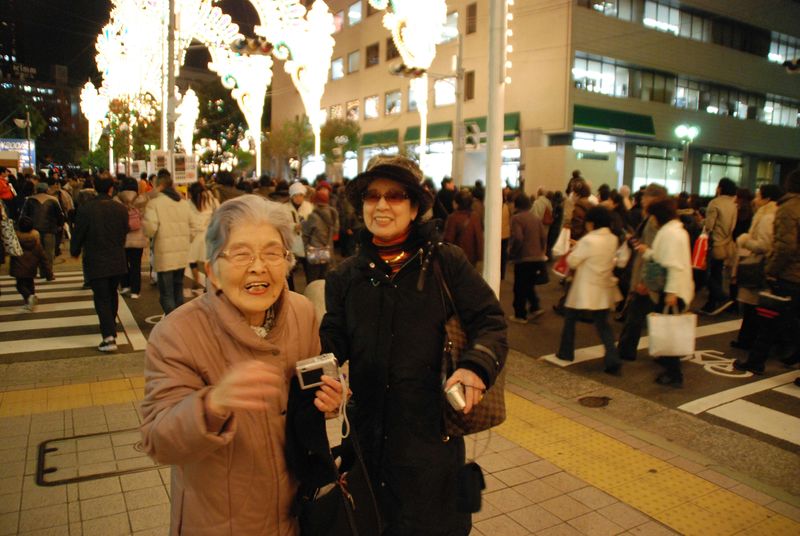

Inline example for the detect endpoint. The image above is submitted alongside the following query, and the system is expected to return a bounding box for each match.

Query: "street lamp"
[675,124,699,193]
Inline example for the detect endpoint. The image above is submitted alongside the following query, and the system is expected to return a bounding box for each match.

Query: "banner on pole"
[172,153,197,185]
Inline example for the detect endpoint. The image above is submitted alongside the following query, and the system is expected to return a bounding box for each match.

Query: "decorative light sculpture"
[80,81,109,152]
[175,88,200,154]
[256,0,335,158]
[208,47,274,176]
[368,0,448,165]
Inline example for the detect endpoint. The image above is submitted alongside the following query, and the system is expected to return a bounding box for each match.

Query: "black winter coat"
[320,222,507,535]
[70,194,129,281]
[10,231,49,279]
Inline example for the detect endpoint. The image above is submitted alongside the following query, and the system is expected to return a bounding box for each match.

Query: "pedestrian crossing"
[0,270,146,362]
[679,371,800,447]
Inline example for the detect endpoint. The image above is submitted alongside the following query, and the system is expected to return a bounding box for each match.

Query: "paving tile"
[597,502,650,530]
[482,473,507,492]
[124,486,169,511]
[513,479,563,503]
[637,444,677,461]
[473,500,502,522]
[625,520,679,535]
[120,471,162,492]
[494,467,537,487]
[67,503,80,525]
[0,476,23,496]
[667,457,706,474]
[75,436,111,452]
[696,469,739,489]
[0,447,26,464]
[540,495,592,521]
[66,485,77,503]
[727,484,774,506]
[0,462,24,479]
[129,504,170,532]
[77,448,115,466]
[77,477,121,500]
[17,525,69,536]
[82,512,131,536]
[766,500,800,522]
[111,431,141,447]
[476,452,517,473]
[523,460,563,478]
[535,523,585,536]
[133,527,170,536]
[18,504,68,532]
[508,504,563,533]
[47,453,77,470]
[474,514,529,536]
[486,434,519,452]
[568,487,618,510]
[567,511,625,536]
[501,446,542,466]
[484,487,534,513]
[20,477,66,510]
[158,468,170,486]
[117,457,157,471]
[0,512,18,536]
[77,462,117,477]
[540,472,586,494]
[80,493,126,521]
[68,522,81,536]
[0,494,20,515]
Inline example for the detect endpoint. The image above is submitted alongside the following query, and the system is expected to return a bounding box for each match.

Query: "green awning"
[403,121,453,143]
[464,112,521,141]
[573,105,655,137]
[361,129,400,147]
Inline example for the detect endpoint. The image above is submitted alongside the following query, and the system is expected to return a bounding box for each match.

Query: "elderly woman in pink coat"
[140,195,343,535]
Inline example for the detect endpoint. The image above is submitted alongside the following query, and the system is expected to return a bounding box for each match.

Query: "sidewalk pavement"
[0,351,798,536]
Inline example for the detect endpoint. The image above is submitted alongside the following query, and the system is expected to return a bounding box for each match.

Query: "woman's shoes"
[604,365,622,376]
[655,373,683,387]
[733,360,764,375]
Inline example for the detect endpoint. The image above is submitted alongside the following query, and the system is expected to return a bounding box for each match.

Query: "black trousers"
[121,248,143,294]
[512,262,543,318]
[90,276,121,340]
[15,278,35,302]
[748,280,800,368]
[735,302,759,348]
[617,292,655,360]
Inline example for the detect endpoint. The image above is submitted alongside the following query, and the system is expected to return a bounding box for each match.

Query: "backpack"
[127,206,142,231]
[542,207,554,225]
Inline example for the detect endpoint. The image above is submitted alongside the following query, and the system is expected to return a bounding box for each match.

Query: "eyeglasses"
[362,189,409,205]
[218,247,290,267]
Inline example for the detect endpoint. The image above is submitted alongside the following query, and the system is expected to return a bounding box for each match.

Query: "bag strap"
[432,257,459,322]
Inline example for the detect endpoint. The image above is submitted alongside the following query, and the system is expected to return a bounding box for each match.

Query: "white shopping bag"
[552,227,571,257]
[647,308,697,357]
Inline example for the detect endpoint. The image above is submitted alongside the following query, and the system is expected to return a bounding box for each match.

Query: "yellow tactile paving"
[0,378,145,417]
[496,391,800,536]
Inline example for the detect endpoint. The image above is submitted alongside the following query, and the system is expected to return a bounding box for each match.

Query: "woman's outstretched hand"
[208,360,283,415]
[445,368,487,415]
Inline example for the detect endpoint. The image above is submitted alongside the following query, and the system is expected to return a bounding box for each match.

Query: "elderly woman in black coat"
[320,155,507,536]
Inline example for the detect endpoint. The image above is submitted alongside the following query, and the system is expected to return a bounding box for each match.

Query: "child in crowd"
[10,216,51,311]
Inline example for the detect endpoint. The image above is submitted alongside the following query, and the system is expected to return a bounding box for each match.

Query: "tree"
[265,116,314,178]
[320,118,360,163]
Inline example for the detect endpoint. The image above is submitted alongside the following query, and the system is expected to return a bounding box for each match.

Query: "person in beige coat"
[140,195,343,535]
[701,177,738,315]
[115,178,149,298]
[143,169,193,315]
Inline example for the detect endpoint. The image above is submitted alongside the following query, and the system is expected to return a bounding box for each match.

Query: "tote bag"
[691,232,708,270]
[1,216,22,257]
[647,307,697,357]
[552,227,571,257]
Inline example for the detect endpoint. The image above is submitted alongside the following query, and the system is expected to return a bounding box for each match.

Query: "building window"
[386,38,400,61]
[769,33,800,64]
[573,132,617,154]
[346,100,360,121]
[330,104,344,120]
[434,77,456,107]
[365,95,379,119]
[438,11,459,44]
[466,3,477,34]
[764,99,800,128]
[408,83,419,112]
[366,43,380,68]
[700,154,742,197]
[385,90,402,115]
[572,54,630,98]
[333,11,345,33]
[464,70,475,101]
[347,1,362,26]
[633,145,684,194]
[643,1,680,35]
[348,50,361,73]
[331,58,344,80]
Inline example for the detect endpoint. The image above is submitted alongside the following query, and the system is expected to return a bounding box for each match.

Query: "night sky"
[10,0,261,85]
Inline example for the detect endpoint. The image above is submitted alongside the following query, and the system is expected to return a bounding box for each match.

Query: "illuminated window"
[331,58,344,80]
[346,100,360,121]
[333,11,345,33]
[633,145,684,194]
[699,154,742,196]
[408,83,419,112]
[348,50,360,73]
[385,90,402,115]
[434,77,456,107]
[643,1,679,35]
[347,1,362,26]
[329,104,344,120]
[438,12,459,44]
[364,95,379,119]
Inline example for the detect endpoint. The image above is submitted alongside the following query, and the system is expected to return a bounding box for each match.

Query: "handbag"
[533,262,549,285]
[647,306,697,357]
[552,227,571,257]
[756,290,793,320]
[642,259,666,292]
[691,232,708,270]
[1,215,23,257]
[736,260,765,289]
[433,259,506,438]
[552,252,571,279]
[306,245,333,265]
[614,241,631,269]
[296,433,383,536]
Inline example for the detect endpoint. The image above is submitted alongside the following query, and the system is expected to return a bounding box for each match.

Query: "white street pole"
[452,33,465,187]
[682,141,691,193]
[160,1,168,151]
[25,107,32,167]
[166,0,177,173]
[482,0,507,296]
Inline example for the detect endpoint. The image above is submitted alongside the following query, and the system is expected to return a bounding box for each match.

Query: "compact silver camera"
[295,353,339,390]
[445,383,466,411]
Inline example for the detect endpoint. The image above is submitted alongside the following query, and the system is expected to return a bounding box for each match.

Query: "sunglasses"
[362,189,409,205]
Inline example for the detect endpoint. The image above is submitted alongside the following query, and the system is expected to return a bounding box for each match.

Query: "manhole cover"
[578,396,611,408]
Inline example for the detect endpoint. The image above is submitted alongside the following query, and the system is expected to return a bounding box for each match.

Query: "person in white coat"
[187,182,219,292]
[557,206,623,374]
[636,198,695,387]
[143,169,193,315]
[286,181,313,287]
[730,184,783,350]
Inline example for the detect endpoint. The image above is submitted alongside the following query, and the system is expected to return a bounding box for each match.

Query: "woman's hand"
[635,243,649,254]
[445,369,487,415]
[314,375,345,414]
[208,360,283,415]
[665,293,678,308]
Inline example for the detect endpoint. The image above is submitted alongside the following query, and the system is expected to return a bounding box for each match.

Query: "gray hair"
[206,194,296,269]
